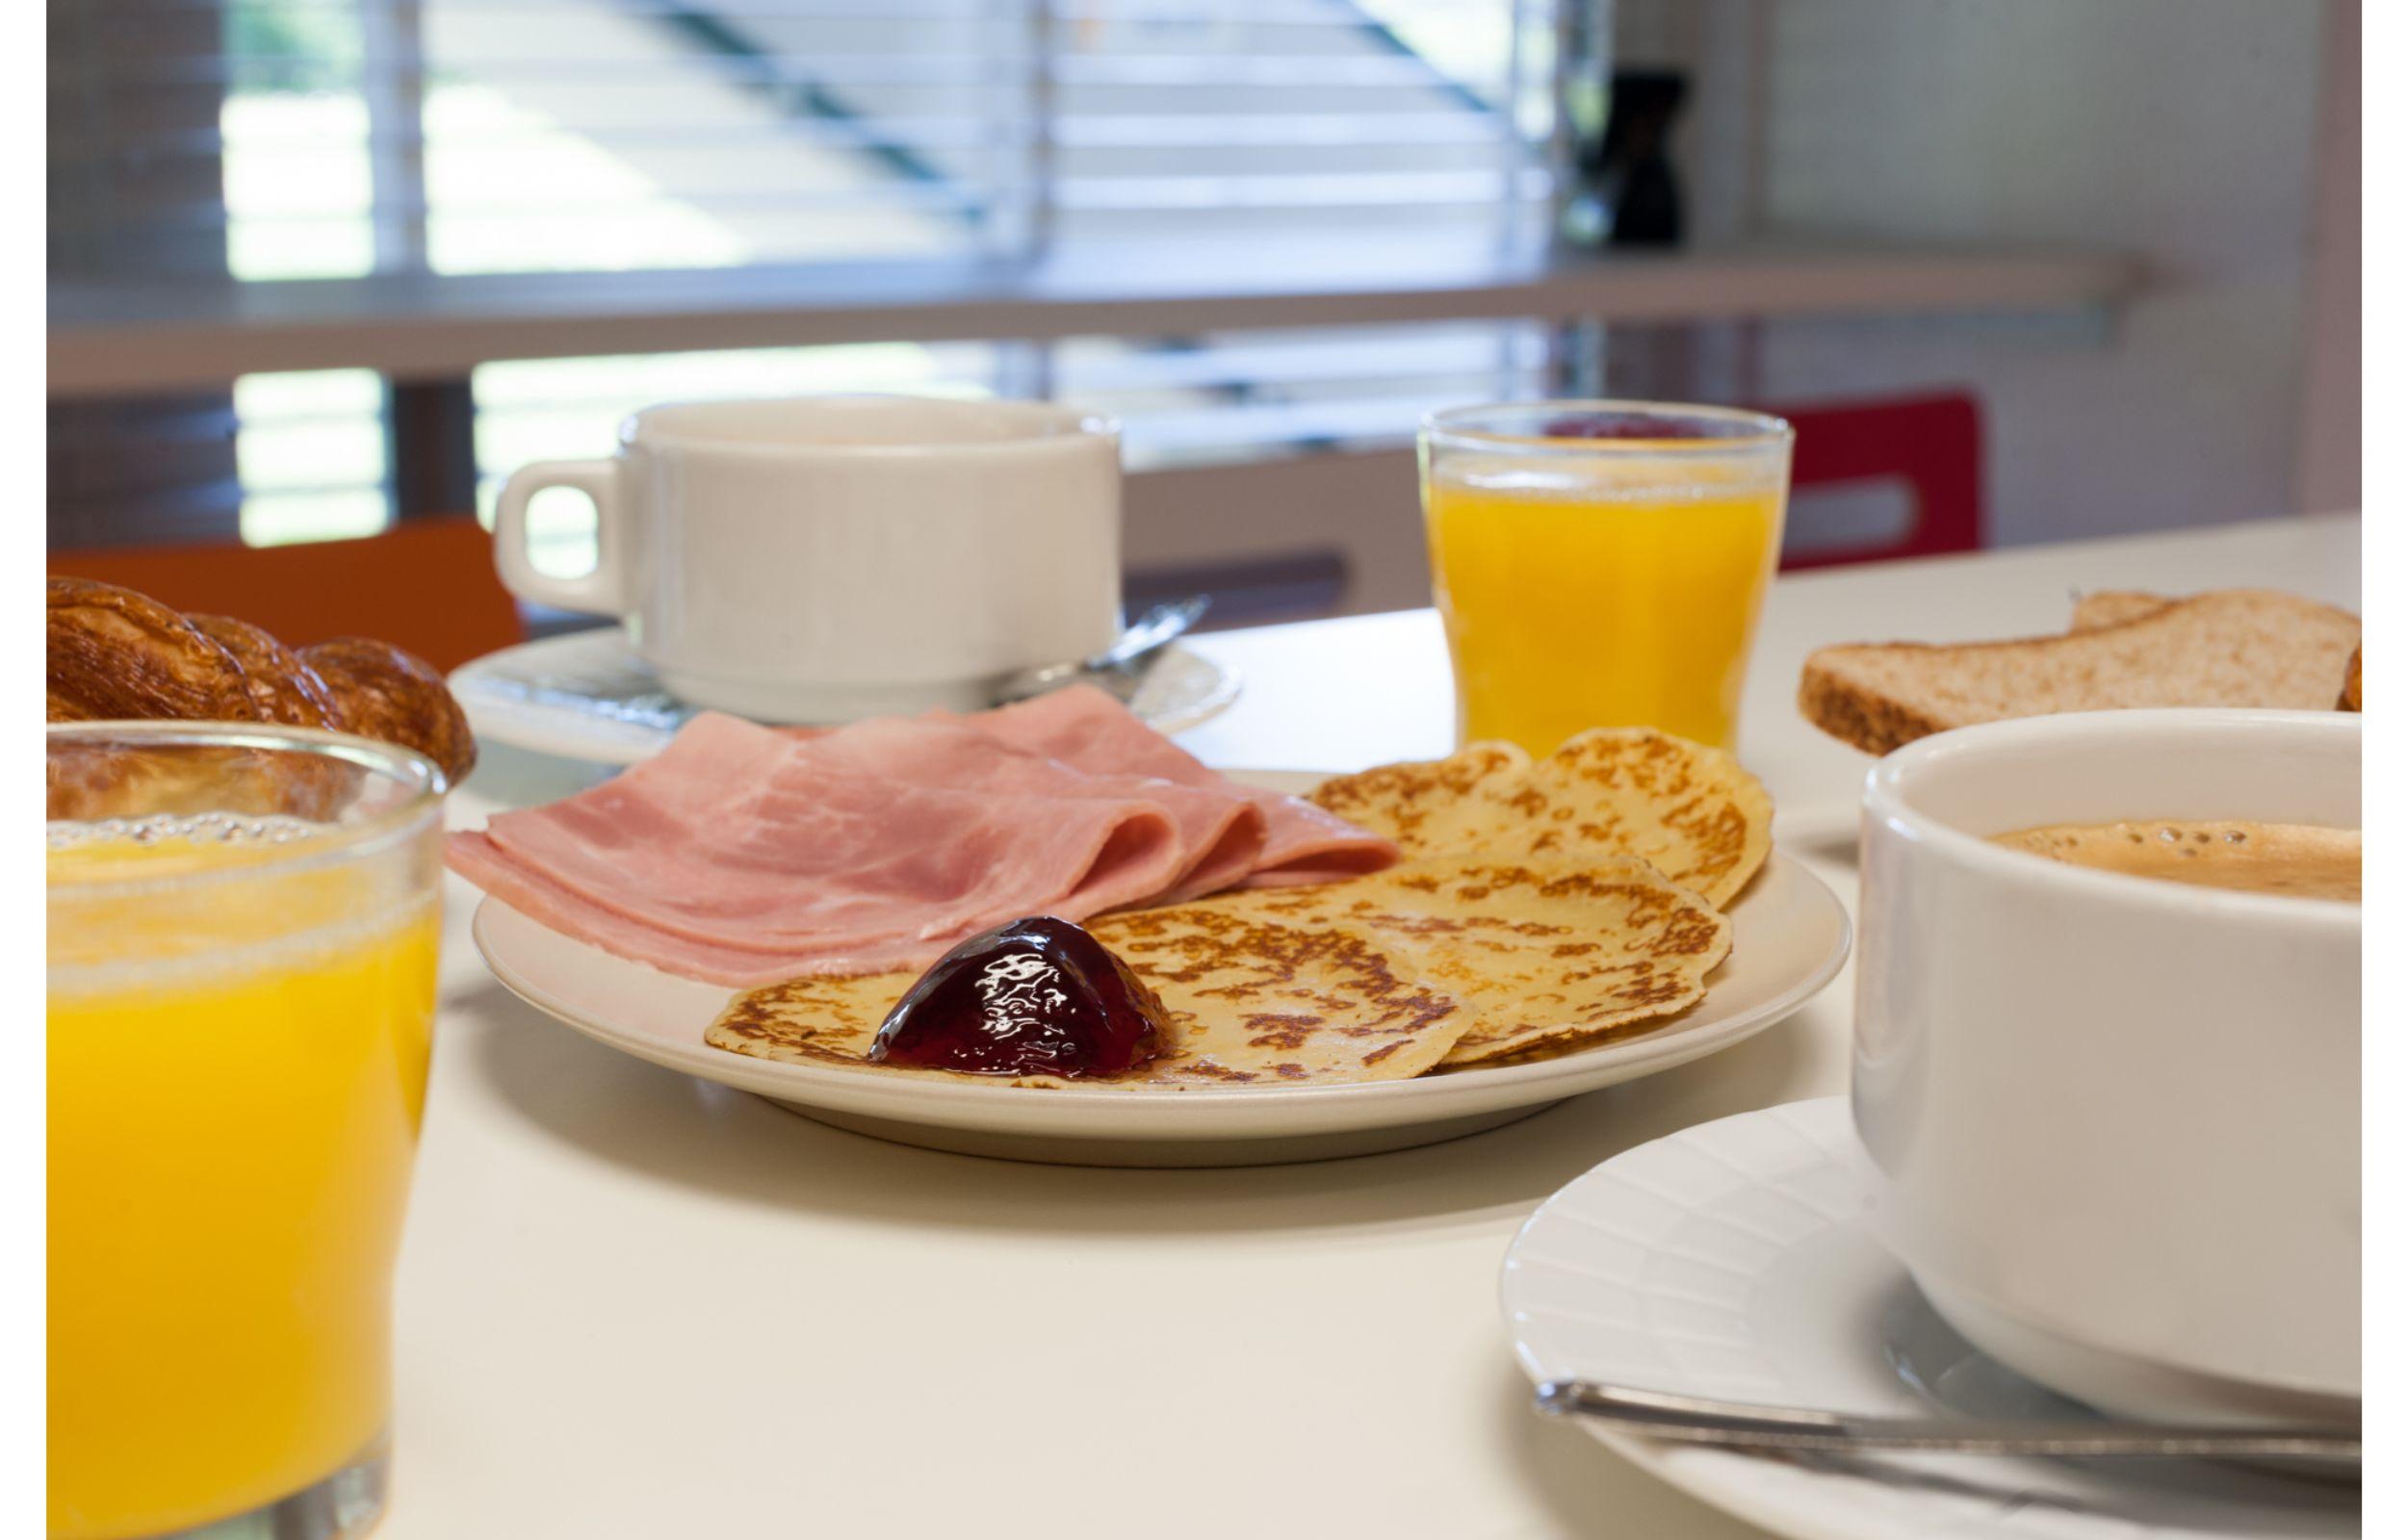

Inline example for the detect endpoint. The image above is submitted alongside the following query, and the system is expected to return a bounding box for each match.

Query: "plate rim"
[1500,1098,1895,1540]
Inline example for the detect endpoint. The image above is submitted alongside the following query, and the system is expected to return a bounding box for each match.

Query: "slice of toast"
[2072,597,2360,713]
[1799,589,2363,755]
[2069,590,2175,630]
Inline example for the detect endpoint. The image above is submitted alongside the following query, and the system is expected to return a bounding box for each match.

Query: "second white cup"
[1852,709,2361,1424]
[494,395,1124,722]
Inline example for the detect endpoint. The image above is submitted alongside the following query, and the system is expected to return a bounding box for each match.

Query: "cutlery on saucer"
[995,596,1209,706]
[1535,1381,2362,1461]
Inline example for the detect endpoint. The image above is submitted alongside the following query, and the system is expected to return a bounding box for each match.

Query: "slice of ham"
[968,686,1398,886]
[450,833,941,983]
[447,690,1397,986]
[447,711,1193,984]
[773,714,1265,905]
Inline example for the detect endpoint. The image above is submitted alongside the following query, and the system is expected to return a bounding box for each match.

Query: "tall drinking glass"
[1420,401,1793,754]
[47,723,446,1540]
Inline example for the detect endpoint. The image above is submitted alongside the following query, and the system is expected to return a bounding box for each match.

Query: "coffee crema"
[1989,819,2360,902]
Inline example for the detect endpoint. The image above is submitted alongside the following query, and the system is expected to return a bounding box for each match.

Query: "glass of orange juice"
[1421,400,1793,753]
[47,723,446,1540]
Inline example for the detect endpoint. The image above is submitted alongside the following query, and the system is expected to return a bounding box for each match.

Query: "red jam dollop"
[867,916,1171,1078]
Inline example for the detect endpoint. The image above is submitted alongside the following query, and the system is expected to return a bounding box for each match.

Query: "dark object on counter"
[1564,69,1688,248]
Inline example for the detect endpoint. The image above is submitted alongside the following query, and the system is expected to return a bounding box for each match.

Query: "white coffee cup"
[1852,709,2360,1424]
[492,396,1123,722]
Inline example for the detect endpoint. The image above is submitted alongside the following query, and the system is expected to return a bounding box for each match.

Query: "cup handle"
[492,458,631,616]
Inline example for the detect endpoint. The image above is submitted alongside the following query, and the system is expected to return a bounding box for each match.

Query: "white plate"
[450,628,1240,766]
[1501,1099,2359,1540]
[468,771,1851,1167]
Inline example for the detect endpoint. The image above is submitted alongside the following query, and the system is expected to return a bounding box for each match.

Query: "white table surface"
[394,513,2360,1539]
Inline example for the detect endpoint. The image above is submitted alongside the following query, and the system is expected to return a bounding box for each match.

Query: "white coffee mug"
[493,396,1123,722]
[1853,709,2360,1424]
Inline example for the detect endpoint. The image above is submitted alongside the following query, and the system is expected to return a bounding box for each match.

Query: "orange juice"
[1421,403,1791,753]
[47,746,442,1540]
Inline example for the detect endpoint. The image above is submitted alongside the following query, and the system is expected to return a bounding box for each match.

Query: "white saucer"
[450,628,1241,765]
[1501,1099,2359,1540]
[467,772,1851,1168]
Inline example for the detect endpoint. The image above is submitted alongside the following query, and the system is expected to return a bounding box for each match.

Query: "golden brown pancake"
[1305,741,1532,851]
[707,971,916,1068]
[1175,853,1731,1065]
[1308,728,1772,907]
[705,910,1465,1087]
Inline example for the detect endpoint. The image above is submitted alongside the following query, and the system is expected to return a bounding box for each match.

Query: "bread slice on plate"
[1799,588,2362,755]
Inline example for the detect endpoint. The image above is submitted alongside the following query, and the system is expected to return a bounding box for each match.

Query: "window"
[68,0,1568,551]
[231,370,391,546]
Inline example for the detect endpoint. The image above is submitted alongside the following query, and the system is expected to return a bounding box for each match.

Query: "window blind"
[51,0,1569,550]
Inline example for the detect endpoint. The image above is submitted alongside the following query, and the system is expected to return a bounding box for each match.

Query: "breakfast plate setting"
[471,788,1847,1166]
[455,687,1851,1166]
[43,372,2365,1540]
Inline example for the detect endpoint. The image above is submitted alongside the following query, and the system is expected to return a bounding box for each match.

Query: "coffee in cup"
[1989,818,2361,901]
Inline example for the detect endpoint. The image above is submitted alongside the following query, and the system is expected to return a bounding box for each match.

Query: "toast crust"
[1795,658,1955,757]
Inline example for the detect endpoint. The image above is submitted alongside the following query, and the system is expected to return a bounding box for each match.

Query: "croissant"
[45,578,479,797]
[47,578,255,724]
[188,613,343,732]
[301,637,478,784]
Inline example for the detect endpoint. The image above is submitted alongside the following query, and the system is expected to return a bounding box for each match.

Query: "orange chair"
[48,516,524,674]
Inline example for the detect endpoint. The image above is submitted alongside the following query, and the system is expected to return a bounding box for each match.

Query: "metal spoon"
[993,596,1210,706]
[1535,1381,2362,1461]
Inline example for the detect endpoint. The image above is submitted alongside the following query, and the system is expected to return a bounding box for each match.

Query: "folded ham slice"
[769,713,1265,905]
[447,712,1193,984]
[447,688,1397,985]
[969,686,1398,886]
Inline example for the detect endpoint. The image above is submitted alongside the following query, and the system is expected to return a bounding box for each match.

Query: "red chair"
[1769,392,1985,570]
[47,516,523,673]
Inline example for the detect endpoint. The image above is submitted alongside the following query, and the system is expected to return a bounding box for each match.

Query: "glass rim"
[46,720,446,894]
[1421,399,1795,455]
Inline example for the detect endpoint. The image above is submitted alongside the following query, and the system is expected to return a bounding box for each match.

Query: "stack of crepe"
[451,687,1779,1087]
[702,722,1776,1087]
